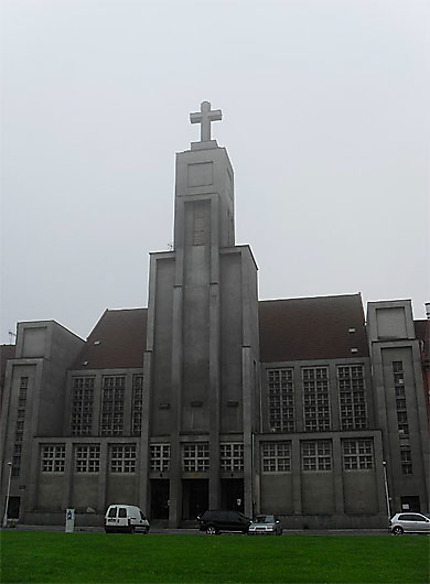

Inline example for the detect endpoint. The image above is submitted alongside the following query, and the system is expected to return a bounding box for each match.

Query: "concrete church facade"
[1,103,429,529]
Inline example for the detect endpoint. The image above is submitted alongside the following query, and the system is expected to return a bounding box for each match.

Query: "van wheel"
[392,526,404,535]
[206,526,218,535]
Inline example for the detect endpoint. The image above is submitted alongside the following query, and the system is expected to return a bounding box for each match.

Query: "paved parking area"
[3,524,389,536]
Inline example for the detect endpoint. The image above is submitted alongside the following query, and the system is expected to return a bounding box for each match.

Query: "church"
[1,102,429,529]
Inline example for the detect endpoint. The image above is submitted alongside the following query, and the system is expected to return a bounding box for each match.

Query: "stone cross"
[190,101,223,142]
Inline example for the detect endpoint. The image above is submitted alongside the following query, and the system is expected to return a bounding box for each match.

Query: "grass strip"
[1,531,429,583]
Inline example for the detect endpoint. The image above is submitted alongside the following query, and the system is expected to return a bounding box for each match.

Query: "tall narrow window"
[267,369,294,432]
[71,377,95,436]
[337,365,367,430]
[392,362,411,474]
[100,376,125,436]
[12,377,28,477]
[131,374,143,436]
[302,367,331,431]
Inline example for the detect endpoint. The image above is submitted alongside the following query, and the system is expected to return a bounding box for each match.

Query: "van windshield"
[107,507,117,518]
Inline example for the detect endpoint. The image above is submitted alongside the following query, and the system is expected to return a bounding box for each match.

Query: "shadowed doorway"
[182,479,208,520]
[221,479,244,511]
[150,479,170,519]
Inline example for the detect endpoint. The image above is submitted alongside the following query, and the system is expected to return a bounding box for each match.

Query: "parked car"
[389,512,430,535]
[105,504,150,533]
[248,514,282,535]
[197,510,251,534]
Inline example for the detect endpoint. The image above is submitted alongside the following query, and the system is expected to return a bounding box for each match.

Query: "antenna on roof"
[8,331,17,345]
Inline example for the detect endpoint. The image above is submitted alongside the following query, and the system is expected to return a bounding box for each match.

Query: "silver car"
[389,512,430,535]
[248,514,282,535]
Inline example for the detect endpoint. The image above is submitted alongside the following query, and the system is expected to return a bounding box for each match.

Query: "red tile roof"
[259,294,368,362]
[72,308,147,370]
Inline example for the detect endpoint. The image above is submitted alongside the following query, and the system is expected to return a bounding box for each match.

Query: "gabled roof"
[72,308,147,370]
[70,294,369,370]
[258,293,368,362]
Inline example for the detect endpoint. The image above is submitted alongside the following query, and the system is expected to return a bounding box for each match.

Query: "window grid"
[150,443,171,471]
[131,374,143,436]
[261,442,291,473]
[267,369,295,432]
[100,376,125,436]
[392,363,411,474]
[109,444,136,473]
[302,368,331,431]
[220,443,244,471]
[41,444,66,473]
[71,377,95,436]
[182,443,209,472]
[12,377,28,477]
[337,365,367,430]
[342,439,374,470]
[301,441,332,471]
[400,446,413,475]
[75,444,100,473]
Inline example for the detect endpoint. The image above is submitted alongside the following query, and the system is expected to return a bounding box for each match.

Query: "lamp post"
[2,462,13,528]
[382,461,391,519]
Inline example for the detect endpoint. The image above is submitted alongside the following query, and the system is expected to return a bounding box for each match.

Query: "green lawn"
[1,531,429,583]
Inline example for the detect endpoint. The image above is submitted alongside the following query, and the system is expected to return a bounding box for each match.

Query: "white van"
[105,504,150,534]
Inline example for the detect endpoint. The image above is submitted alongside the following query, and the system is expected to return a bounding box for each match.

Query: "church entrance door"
[182,479,208,520]
[150,479,170,519]
[221,479,244,512]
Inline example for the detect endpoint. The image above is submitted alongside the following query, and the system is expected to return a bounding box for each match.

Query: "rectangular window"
[100,376,125,436]
[337,365,367,430]
[41,444,66,473]
[75,444,100,473]
[220,443,244,471]
[150,443,171,472]
[131,374,143,436]
[71,377,95,436]
[182,443,209,472]
[302,367,331,431]
[12,377,29,477]
[267,369,295,432]
[400,447,413,475]
[392,362,410,438]
[342,439,374,470]
[301,440,332,471]
[261,442,291,473]
[109,444,136,473]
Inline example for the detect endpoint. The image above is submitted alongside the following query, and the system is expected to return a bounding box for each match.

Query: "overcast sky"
[1,0,429,344]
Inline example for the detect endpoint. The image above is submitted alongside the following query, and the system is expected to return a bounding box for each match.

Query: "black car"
[197,510,251,534]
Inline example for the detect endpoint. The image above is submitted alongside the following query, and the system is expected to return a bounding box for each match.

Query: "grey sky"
[1,0,429,344]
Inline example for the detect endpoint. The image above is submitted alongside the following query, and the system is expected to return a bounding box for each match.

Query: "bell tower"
[141,102,259,527]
